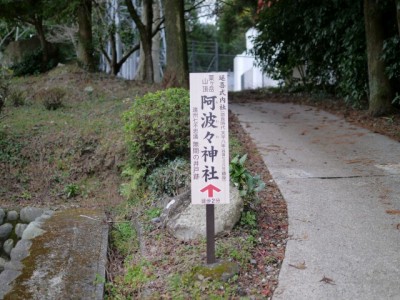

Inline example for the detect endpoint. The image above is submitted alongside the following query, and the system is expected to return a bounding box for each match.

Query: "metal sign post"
[206,204,215,264]
[190,72,229,265]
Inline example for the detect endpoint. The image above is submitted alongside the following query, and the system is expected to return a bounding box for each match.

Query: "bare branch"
[184,0,209,13]
[99,46,111,65]
[118,43,140,67]
[47,24,78,50]
[0,27,16,48]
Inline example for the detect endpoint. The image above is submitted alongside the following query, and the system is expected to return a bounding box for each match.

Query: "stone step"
[0,208,108,300]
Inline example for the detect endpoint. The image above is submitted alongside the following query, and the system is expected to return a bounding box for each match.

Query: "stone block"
[0,224,12,240]
[20,207,44,223]
[6,211,18,222]
[3,239,14,256]
[165,186,243,241]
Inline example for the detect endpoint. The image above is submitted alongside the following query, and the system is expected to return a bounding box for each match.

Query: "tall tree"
[396,0,400,34]
[77,0,95,71]
[0,0,52,64]
[254,0,400,114]
[94,0,162,77]
[0,21,17,50]
[163,0,189,88]
[125,0,154,83]
[364,0,394,116]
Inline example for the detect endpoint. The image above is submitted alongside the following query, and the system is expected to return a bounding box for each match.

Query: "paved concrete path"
[231,102,400,300]
[0,208,108,300]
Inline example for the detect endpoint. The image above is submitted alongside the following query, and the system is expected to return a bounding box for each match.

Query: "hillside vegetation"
[1,66,288,298]
[0,64,158,209]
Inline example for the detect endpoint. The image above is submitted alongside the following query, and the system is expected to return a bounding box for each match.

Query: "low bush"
[36,87,65,110]
[147,157,190,197]
[0,131,25,167]
[11,49,58,76]
[8,89,25,107]
[123,88,190,169]
[230,154,265,204]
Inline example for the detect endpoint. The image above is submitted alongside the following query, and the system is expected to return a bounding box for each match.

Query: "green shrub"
[123,88,190,169]
[230,154,265,202]
[0,131,24,167]
[111,222,137,256]
[8,89,25,107]
[64,183,80,198]
[119,166,147,201]
[36,87,65,110]
[11,49,58,76]
[147,157,190,197]
[240,211,257,228]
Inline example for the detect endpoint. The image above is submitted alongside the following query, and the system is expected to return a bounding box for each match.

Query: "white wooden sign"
[190,73,229,204]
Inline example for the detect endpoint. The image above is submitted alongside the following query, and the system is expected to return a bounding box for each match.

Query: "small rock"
[22,221,45,240]
[84,86,94,94]
[6,210,18,222]
[37,210,54,221]
[20,207,44,223]
[0,223,13,240]
[250,259,257,265]
[3,239,14,255]
[266,266,274,273]
[166,186,243,241]
[151,217,161,223]
[10,239,32,262]
[15,223,28,239]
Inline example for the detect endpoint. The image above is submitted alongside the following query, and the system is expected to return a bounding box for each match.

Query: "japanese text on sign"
[190,73,229,205]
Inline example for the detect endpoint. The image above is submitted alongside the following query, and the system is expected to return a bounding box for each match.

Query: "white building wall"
[233,55,253,91]
[233,28,279,91]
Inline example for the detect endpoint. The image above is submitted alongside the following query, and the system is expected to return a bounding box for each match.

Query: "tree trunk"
[33,16,50,64]
[364,0,393,116]
[163,0,189,88]
[135,0,147,81]
[126,0,154,83]
[152,0,161,82]
[396,0,400,34]
[110,31,118,75]
[77,0,95,71]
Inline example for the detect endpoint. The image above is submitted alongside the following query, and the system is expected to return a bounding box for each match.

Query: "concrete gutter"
[0,208,108,300]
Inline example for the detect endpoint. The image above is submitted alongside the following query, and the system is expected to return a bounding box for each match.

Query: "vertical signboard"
[190,73,229,205]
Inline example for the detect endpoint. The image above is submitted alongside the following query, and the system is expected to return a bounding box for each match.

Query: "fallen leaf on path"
[344,158,374,164]
[386,210,400,215]
[288,261,306,270]
[319,276,336,285]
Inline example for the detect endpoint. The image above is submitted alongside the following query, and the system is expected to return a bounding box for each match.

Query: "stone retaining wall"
[0,207,53,274]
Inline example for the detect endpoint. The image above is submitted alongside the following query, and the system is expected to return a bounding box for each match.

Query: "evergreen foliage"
[254,0,400,109]
[123,88,190,169]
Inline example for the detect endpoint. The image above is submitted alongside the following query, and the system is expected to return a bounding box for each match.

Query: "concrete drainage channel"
[0,207,108,300]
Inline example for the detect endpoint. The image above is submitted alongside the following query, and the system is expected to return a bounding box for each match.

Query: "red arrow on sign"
[200,184,221,197]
